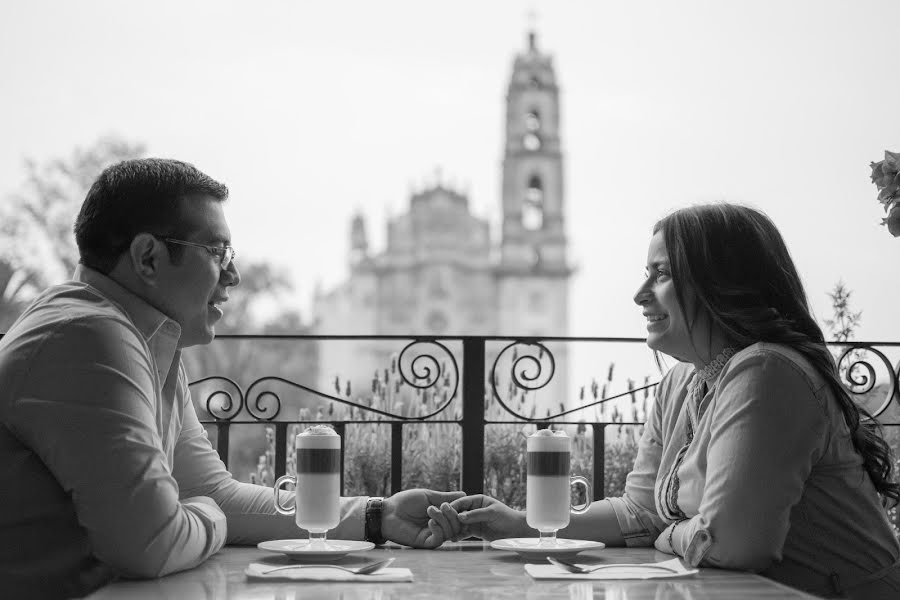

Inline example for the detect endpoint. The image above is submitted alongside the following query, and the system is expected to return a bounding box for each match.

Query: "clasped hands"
[424,494,530,544]
[381,491,527,548]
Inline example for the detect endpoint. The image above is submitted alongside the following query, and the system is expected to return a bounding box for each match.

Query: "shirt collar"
[74,264,183,369]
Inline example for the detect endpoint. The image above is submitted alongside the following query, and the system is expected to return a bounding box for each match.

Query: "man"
[0,159,461,598]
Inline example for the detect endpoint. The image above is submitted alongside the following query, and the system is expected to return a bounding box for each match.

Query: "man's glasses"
[162,238,236,270]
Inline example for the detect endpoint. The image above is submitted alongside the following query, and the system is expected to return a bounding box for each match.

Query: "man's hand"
[426,494,531,543]
[382,488,465,549]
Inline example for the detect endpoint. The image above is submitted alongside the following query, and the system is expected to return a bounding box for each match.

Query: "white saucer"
[490,538,606,559]
[257,539,375,562]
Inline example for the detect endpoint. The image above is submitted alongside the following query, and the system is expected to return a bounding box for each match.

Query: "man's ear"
[128,233,166,284]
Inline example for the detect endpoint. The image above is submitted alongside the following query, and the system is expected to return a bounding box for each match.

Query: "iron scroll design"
[489,340,658,421]
[241,339,459,421]
[188,375,244,421]
[835,343,900,419]
[489,340,555,420]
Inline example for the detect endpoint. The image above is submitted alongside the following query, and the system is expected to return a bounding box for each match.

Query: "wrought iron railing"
[190,335,900,500]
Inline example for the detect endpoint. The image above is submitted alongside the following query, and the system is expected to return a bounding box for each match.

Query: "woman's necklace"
[697,347,736,384]
[688,346,736,432]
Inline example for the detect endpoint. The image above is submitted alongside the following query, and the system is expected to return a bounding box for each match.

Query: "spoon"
[258,557,396,575]
[547,556,679,574]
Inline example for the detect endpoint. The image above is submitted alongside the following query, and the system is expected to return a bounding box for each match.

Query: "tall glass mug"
[526,429,591,545]
[274,425,341,548]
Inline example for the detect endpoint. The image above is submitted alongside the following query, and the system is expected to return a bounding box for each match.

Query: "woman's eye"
[656,269,670,280]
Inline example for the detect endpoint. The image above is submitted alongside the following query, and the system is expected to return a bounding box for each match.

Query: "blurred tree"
[825,280,862,343]
[0,136,146,330]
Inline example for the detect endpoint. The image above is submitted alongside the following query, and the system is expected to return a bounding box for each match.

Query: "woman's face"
[633,231,700,363]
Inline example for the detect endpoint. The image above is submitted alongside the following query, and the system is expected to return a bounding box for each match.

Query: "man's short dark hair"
[74,158,228,273]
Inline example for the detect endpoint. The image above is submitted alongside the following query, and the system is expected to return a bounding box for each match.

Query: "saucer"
[257,539,375,562]
[490,538,606,559]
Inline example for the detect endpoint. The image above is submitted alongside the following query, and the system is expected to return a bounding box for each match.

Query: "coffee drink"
[526,429,591,538]
[274,425,341,536]
[295,425,341,532]
[527,429,572,531]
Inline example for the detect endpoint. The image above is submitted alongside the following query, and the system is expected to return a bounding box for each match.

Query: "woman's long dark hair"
[655,203,899,506]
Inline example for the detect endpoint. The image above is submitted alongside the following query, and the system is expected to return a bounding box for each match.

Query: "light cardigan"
[607,342,900,598]
[0,267,366,597]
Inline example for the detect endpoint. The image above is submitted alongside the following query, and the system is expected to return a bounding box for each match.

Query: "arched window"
[525,110,541,132]
[522,133,541,151]
[522,175,544,230]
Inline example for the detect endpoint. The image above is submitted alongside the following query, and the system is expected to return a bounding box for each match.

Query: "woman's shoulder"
[726,342,827,392]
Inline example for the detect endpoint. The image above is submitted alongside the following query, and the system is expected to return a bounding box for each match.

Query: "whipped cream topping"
[300,424,338,436]
[531,428,568,438]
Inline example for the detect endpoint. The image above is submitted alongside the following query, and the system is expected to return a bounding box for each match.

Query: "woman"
[429,204,900,598]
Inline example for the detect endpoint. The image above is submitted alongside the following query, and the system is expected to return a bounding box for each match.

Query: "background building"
[313,31,574,413]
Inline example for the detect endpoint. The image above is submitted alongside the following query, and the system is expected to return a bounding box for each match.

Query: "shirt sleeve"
[172,368,367,544]
[668,350,828,570]
[605,367,672,546]
[6,318,226,578]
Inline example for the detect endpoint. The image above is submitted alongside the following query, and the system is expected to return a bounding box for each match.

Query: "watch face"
[523,133,541,151]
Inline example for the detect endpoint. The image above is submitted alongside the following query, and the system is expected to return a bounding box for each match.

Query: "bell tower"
[499,29,568,274]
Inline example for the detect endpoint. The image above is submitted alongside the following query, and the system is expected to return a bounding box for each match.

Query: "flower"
[871,151,900,203]
[870,150,900,236]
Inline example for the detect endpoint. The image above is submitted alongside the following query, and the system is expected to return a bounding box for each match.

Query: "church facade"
[312,32,573,411]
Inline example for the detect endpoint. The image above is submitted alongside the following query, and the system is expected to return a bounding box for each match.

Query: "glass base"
[538,530,558,546]
[307,531,338,550]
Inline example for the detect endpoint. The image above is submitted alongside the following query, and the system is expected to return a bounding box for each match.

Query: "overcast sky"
[2,0,899,358]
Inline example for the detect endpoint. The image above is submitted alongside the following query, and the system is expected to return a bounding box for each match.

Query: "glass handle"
[570,475,592,515]
[273,474,296,515]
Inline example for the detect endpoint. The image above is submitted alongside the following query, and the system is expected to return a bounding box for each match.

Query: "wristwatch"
[365,496,387,545]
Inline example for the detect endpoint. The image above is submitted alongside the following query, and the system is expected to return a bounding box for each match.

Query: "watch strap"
[365,496,387,545]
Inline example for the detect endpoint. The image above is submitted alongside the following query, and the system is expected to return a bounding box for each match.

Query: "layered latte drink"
[295,425,341,533]
[526,429,572,532]
[526,429,591,543]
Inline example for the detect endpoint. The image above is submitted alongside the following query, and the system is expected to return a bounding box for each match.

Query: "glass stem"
[309,531,328,547]
[539,530,557,545]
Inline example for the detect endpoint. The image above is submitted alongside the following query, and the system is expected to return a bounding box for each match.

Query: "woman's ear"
[128,233,165,284]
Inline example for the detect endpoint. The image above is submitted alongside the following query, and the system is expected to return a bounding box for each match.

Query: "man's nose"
[223,261,240,287]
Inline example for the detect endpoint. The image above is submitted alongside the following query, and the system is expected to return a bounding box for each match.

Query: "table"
[86,542,823,599]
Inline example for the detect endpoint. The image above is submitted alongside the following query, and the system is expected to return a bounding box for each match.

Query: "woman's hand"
[427,494,531,543]
[654,522,677,555]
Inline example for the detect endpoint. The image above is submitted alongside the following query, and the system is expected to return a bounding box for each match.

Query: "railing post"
[592,423,606,500]
[461,338,485,495]
[333,422,346,495]
[216,423,230,468]
[391,423,403,495]
[274,422,288,479]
